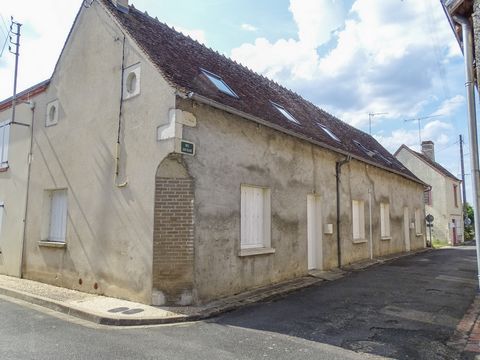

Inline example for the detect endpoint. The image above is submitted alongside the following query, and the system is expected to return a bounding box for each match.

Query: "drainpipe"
[115,34,128,188]
[336,155,351,268]
[20,100,35,277]
[368,187,373,259]
[453,15,480,288]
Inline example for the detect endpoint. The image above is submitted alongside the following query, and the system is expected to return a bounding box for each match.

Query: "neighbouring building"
[0,0,426,306]
[395,141,463,244]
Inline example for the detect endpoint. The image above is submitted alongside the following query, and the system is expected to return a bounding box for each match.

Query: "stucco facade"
[395,143,463,244]
[0,0,426,306]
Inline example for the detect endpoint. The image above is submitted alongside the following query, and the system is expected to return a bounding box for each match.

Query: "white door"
[307,195,323,270]
[404,207,411,252]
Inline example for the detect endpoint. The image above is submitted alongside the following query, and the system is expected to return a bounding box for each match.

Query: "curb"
[0,248,433,326]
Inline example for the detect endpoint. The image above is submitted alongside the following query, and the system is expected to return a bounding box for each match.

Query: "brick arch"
[152,154,194,305]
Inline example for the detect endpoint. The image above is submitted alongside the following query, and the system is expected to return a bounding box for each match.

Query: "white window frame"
[46,100,59,127]
[352,200,365,241]
[0,120,11,169]
[415,208,422,236]
[201,68,239,98]
[380,202,391,238]
[48,189,68,243]
[0,201,4,243]
[240,185,271,251]
[123,64,141,100]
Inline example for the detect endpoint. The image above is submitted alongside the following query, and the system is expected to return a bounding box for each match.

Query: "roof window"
[271,102,300,124]
[318,124,340,142]
[201,69,238,98]
[373,150,392,165]
[353,140,375,157]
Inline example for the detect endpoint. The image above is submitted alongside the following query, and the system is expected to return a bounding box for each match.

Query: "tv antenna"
[368,112,388,135]
[403,114,442,146]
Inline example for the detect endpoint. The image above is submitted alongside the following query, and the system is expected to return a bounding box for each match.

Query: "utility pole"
[404,114,442,146]
[9,17,22,125]
[460,134,467,207]
[368,112,388,135]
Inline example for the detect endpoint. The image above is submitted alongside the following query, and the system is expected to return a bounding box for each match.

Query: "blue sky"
[0,0,473,201]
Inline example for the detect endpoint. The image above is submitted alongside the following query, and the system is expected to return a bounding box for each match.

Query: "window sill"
[381,236,391,241]
[416,233,423,237]
[238,247,275,257]
[38,240,66,249]
[352,239,367,244]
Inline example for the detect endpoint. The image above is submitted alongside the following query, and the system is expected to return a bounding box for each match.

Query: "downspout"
[453,15,480,287]
[368,187,373,259]
[336,155,351,268]
[20,101,35,277]
[115,34,128,188]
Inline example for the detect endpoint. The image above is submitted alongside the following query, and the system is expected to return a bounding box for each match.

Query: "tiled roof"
[395,144,460,182]
[0,79,50,112]
[101,0,421,183]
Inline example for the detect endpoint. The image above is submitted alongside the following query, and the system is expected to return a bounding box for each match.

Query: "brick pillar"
[153,154,194,305]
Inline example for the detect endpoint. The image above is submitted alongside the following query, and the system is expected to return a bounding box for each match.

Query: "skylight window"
[318,124,340,142]
[353,140,375,157]
[373,150,392,165]
[201,69,238,98]
[271,102,299,124]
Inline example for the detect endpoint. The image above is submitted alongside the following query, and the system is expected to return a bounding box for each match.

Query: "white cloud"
[0,1,80,99]
[241,23,257,32]
[431,95,465,116]
[176,26,206,44]
[375,120,453,153]
[230,0,461,130]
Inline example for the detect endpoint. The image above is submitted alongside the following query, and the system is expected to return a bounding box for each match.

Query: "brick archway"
[152,154,194,305]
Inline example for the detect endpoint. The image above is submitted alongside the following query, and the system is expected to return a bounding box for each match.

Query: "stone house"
[0,0,426,306]
[395,141,463,244]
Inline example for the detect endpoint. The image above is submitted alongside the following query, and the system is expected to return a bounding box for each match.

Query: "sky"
[0,0,474,201]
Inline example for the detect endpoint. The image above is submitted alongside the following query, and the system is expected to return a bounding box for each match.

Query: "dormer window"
[271,102,299,124]
[353,140,375,157]
[201,69,238,98]
[318,124,340,142]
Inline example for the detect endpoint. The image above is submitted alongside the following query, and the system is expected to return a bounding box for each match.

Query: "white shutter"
[49,190,68,242]
[352,200,360,239]
[0,202,4,241]
[380,203,390,237]
[0,121,10,167]
[241,185,270,249]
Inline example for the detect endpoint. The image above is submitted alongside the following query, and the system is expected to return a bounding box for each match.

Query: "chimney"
[111,0,129,13]
[421,140,435,161]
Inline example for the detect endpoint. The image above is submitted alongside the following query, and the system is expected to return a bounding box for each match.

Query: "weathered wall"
[0,99,44,276]
[22,2,176,304]
[395,148,462,243]
[178,98,425,303]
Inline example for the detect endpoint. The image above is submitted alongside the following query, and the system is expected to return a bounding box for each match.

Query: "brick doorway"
[152,154,194,305]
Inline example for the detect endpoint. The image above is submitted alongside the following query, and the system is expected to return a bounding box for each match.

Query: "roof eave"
[186,92,425,187]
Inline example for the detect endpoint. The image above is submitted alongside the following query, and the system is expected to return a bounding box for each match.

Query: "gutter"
[452,14,480,288]
[186,92,425,187]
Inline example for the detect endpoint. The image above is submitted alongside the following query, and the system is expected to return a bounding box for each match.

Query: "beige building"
[395,141,463,244]
[0,0,426,306]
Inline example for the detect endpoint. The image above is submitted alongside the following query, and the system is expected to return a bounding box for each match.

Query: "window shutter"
[241,185,270,249]
[49,190,68,242]
[0,122,9,167]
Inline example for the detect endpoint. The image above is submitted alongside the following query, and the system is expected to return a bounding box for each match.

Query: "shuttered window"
[241,185,271,249]
[380,203,390,238]
[48,190,68,243]
[0,202,4,242]
[415,208,422,235]
[0,120,10,168]
[352,200,365,240]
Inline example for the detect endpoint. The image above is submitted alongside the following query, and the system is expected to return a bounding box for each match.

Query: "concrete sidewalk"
[0,247,431,326]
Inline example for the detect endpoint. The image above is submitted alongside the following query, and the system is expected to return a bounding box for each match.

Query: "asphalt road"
[0,247,477,360]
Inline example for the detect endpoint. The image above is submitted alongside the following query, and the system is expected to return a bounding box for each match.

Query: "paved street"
[0,247,477,359]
